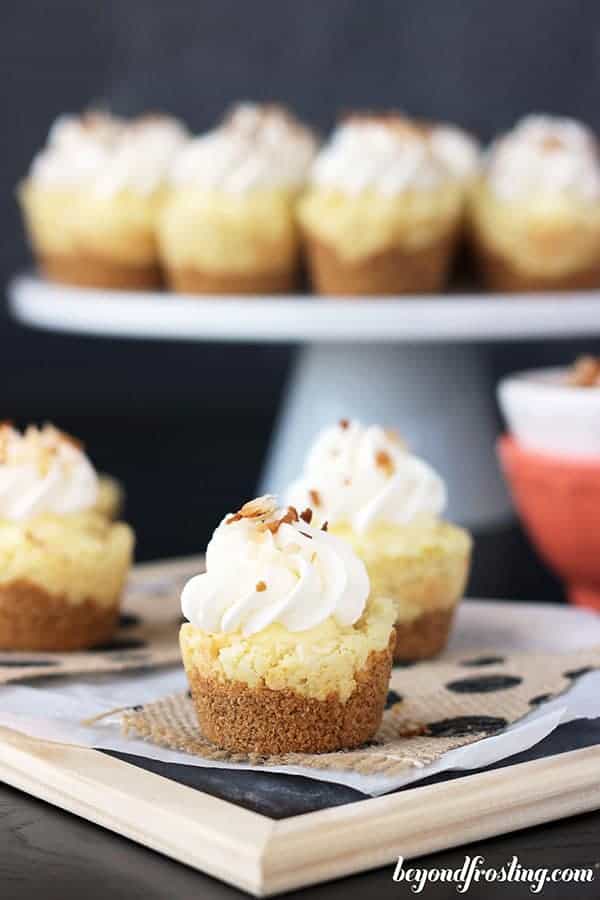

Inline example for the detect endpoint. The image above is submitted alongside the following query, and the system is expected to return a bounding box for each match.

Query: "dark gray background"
[3,9,600,897]
[1,0,598,586]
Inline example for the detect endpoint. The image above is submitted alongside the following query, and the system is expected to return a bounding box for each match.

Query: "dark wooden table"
[1,776,599,900]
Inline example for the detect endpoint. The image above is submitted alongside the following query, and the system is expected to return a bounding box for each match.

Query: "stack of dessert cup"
[180,420,472,755]
[498,356,600,613]
[19,103,600,296]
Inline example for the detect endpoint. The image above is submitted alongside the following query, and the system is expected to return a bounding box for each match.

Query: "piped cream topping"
[310,115,478,195]
[29,111,187,195]
[287,420,447,533]
[168,103,317,192]
[181,495,370,636]
[429,125,480,181]
[486,114,600,203]
[0,423,99,521]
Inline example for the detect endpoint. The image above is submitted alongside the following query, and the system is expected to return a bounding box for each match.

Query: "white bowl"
[498,366,600,458]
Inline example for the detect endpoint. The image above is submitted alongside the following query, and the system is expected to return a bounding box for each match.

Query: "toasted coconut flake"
[281,506,299,524]
[308,489,321,507]
[375,449,395,476]
[255,580,267,592]
[259,505,300,535]
[321,520,329,532]
[567,355,600,387]
[226,513,243,525]
[300,508,313,524]
[227,495,279,525]
[239,495,278,518]
[541,135,564,152]
[339,418,350,430]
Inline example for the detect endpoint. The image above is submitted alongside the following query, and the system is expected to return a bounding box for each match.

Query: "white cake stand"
[10,273,600,530]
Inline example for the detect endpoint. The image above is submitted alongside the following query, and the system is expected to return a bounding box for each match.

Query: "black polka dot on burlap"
[427,715,508,738]
[385,690,403,709]
[446,674,522,694]
[119,613,141,629]
[529,693,554,706]
[564,667,596,680]
[460,656,506,667]
[89,638,147,653]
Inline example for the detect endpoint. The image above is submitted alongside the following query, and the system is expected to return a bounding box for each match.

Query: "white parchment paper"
[1,600,599,796]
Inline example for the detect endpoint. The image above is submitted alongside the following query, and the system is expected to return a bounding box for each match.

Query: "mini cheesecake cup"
[332,520,472,662]
[0,512,134,651]
[180,596,395,755]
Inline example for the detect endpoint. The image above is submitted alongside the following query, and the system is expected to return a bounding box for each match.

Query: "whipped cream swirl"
[287,420,447,533]
[181,496,369,636]
[169,103,317,192]
[0,423,99,521]
[486,115,600,203]
[429,125,480,181]
[310,116,476,195]
[30,111,187,195]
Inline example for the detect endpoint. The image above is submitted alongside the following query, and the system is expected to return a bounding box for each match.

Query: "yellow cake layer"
[158,187,301,274]
[468,179,600,277]
[19,181,165,265]
[180,594,395,703]
[0,511,134,606]
[298,185,463,261]
[331,519,472,623]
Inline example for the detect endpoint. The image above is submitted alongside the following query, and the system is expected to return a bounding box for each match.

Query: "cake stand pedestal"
[10,274,600,531]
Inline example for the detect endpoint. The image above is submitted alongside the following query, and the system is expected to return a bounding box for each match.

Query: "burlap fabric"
[122,645,600,777]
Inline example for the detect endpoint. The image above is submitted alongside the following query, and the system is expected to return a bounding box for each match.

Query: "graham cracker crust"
[184,638,394,754]
[0,579,120,651]
[469,227,600,292]
[166,265,298,295]
[40,253,163,291]
[393,606,456,662]
[302,231,458,296]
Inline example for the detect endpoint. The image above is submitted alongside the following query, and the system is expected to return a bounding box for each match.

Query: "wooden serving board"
[1,724,600,896]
